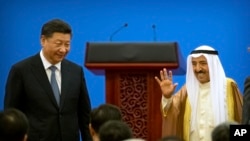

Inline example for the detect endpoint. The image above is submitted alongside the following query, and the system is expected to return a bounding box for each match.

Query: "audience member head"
[89,103,122,141]
[99,120,133,141]
[211,121,239,141]
[0,108,29,141]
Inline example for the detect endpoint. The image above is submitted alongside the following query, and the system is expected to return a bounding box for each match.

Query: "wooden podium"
[85,42,186,141]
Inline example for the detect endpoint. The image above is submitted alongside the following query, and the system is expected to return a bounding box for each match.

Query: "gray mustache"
[196,70,205,74]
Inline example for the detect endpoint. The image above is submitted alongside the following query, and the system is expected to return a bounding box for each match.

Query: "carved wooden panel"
[106,70,162,141]
[120,72,148,139]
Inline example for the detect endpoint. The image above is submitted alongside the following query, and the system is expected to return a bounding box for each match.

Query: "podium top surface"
[84,42,186,74]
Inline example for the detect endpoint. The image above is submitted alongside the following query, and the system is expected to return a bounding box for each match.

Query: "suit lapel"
[60,60,70,109]
[31,54,59,108]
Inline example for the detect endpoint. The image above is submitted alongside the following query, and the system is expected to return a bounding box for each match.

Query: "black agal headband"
[190,50,218,55]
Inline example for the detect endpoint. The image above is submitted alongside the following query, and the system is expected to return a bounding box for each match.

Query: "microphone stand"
[109,23,128,41]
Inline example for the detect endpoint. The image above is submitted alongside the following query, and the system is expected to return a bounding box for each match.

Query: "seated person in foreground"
[211,121,238,141]
[98,120,133,141]
[89,103,122,141]
[0,108,29,141]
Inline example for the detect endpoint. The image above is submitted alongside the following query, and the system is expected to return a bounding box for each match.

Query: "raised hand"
[154,68,178,98]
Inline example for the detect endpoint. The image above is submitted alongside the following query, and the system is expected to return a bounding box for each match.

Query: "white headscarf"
[186,45,227,131]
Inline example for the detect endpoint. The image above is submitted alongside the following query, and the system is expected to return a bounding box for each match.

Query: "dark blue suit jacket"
[4,53,92,141]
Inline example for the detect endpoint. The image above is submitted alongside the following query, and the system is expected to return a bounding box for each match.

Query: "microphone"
[109,23,128,41]
[152,24,157,41]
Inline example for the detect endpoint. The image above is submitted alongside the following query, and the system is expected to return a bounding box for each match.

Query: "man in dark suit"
[4,19,92,141]
[243,76,250,124]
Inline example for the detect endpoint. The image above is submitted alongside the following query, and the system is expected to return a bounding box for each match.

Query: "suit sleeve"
[78,67,92,141]
[4,65,25,110]
[243,76,250,124]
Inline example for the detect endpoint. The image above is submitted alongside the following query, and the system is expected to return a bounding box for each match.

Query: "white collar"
[40,50,61,70]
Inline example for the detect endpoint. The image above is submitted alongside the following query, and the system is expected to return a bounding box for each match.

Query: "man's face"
[40,32,71,64]
[191,55,210,84]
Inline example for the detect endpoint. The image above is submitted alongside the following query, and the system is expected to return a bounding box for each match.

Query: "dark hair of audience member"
[90,103,122,132]
[0,108,29,141]
[98,120,133,141]
[211,121,238,141]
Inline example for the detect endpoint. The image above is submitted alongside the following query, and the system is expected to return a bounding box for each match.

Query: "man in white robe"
[155,45,243,141]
